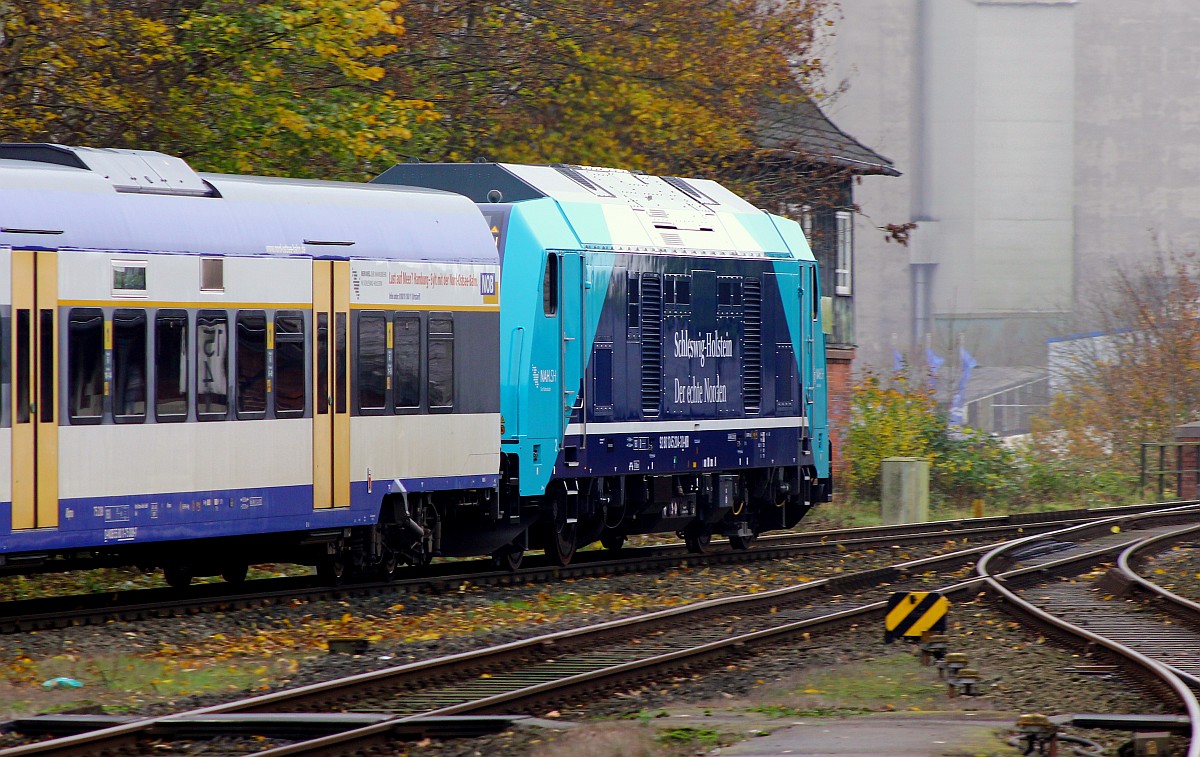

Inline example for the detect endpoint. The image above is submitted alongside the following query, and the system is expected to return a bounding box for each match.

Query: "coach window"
[427,315,454,409]
[155,310,188,421]
[201,258,224,292]
[196,310,229,419]
[236,310,267,417]
[112,309,148,422]
[316,313,329,415]
[335,313,348,414]
[274,311,306,417]
[67,308,104,424]
[393,315,420,409]
[543,254,558,316]
[357,312,387,412]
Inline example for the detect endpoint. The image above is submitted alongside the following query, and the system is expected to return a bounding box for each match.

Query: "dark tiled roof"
[756,97,900,176]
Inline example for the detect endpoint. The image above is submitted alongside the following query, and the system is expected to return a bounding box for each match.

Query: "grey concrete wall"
[823,0,1087,371]
[1074,0,1200,300]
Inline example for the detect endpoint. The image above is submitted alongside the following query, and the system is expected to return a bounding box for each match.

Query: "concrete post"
[881,457,930,525]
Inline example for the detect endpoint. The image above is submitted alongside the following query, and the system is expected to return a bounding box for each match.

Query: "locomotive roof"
[0,144,497,263]
[373,162,813,260]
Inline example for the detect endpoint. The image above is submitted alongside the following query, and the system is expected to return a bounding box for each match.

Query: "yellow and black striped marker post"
[885,591,949,643]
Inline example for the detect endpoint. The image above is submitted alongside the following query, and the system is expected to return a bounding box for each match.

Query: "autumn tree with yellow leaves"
[0,0,434,177]
[0,0,834,180]
[1033,252,1200,483]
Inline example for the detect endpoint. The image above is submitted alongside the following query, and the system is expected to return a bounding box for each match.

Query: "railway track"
[0,500,1178,635]
[976,505,1200,757]
[6,501,1200,755]
[5,502,1200,755]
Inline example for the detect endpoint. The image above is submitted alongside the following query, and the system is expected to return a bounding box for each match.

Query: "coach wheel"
[543,520,578,567]
[379,550,399,581]
[222,563,249,585]
[600,531,625,552]
[317,557,346,585]
[683,523,711,554]
[492,542,524,572]
[729,532,756,551]
[163,565,193,589]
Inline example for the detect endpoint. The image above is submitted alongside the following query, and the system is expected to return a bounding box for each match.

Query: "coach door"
[11,249,58,529]
[312,260,351,509]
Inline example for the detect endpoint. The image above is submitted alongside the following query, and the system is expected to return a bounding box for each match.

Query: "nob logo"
[480,272,497,296]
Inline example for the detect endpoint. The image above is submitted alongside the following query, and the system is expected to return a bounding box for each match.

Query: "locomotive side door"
[312,259,351,509]
[11,248,58,529]
[558,251,584,428]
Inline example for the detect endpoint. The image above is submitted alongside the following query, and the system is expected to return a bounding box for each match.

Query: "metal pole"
[1160,444,1166,502]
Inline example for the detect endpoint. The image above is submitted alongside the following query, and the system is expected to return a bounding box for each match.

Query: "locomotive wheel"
[491,542,524,572]
[600,531,625,551]
[163,565,193,589]
[543,520,578,567]
[683,523,711,554]
[222,563,249,585]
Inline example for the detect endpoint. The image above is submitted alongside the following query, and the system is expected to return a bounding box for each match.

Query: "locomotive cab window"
[112,309,148,422]
[67,308,104,424]
[196,310,229,419]
[427,315,454,409]
[236,311,267,417]
[274,311,305,417]
[543,254,558,316]
[155,310,188,421]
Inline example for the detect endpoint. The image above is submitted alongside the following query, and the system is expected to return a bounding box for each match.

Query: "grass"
[1,651,291,718]
[657,726,729,749]
[802,491,1141,533]
[748,653,948,716]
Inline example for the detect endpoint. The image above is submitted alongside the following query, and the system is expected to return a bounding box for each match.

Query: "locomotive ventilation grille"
[640,274,663,416]
[743,278,762,413]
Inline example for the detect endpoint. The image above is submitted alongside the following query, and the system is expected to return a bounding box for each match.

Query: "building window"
[835,210,853,296]
[800,205,813,240]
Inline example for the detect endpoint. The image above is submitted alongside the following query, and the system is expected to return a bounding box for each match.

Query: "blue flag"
[949,347,977,427]
[925,347,944,388]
